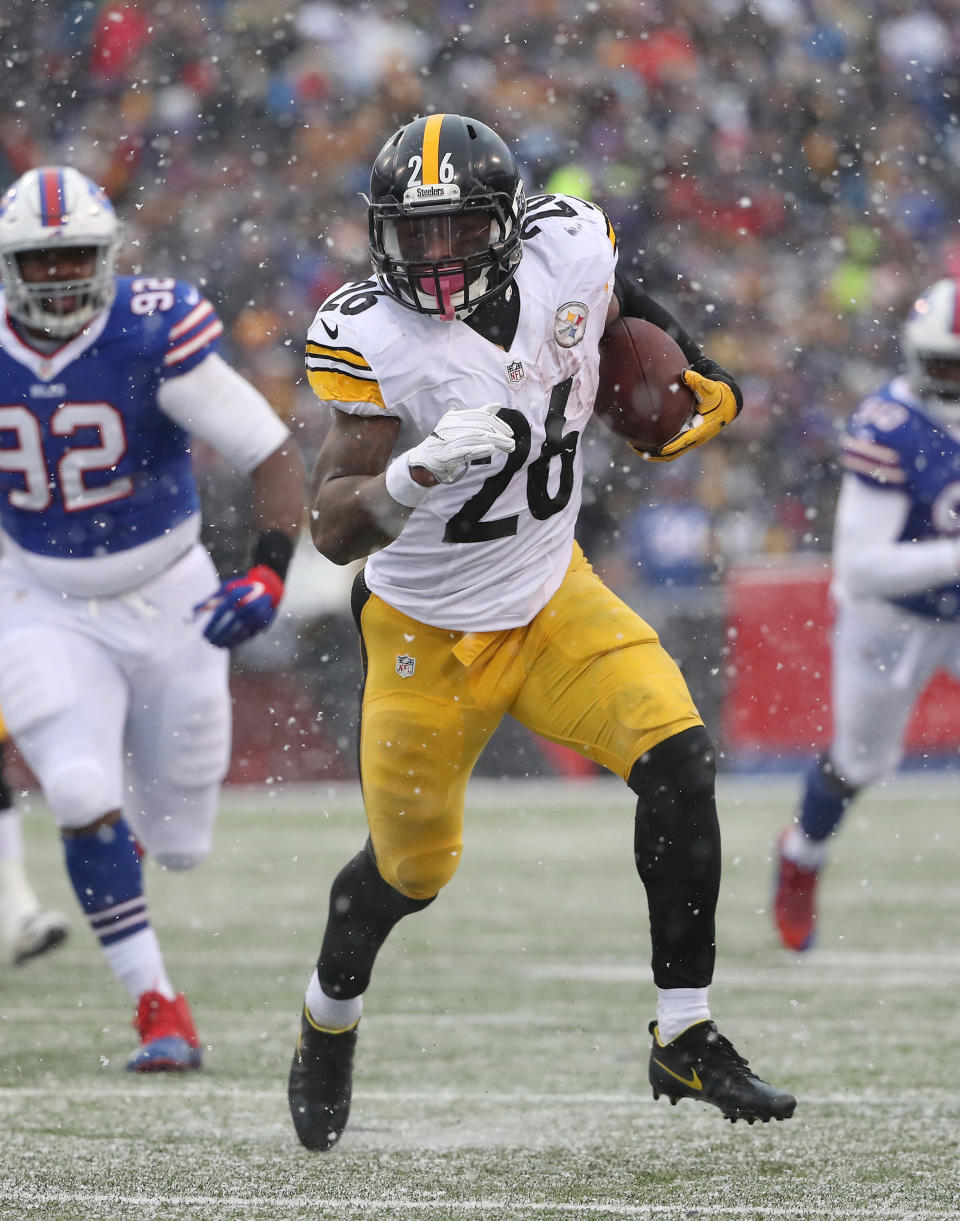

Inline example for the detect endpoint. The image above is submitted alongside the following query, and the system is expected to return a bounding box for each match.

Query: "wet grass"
[2,775,958,1219]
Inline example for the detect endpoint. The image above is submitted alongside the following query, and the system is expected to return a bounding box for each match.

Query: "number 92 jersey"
[0,276,223,562]
[306,194,617,631]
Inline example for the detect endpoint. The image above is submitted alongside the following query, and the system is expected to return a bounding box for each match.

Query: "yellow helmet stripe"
[422,113,446,184]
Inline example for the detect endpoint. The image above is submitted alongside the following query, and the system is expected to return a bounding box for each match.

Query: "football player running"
[289,113,796,1150]
[0,167,305,1068]
[0,708,68,965]
[775,279,960,951]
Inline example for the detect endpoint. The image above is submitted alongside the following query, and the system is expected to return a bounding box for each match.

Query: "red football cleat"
[773,831,820,952]
[127,991,202,1072]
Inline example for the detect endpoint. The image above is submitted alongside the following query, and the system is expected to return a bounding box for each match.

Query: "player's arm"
[248,436,306,569]
[310,404,515,565]
[606,272,742,461]
[833,474,960,598]
[310,411,407,564]
[157,351,306,646]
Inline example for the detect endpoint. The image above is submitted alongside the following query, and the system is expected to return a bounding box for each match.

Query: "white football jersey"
[305,194,617,630]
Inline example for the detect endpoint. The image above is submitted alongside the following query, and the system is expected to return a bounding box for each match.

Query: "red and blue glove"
[195,564,284,649]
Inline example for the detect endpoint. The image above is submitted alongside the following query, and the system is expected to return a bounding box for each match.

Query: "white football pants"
[830,596,960,788]
[0,544,231,869]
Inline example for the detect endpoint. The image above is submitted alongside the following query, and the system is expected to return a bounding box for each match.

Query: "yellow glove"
[639,368,740,463]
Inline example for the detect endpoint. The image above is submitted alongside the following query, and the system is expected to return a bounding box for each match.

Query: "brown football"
[595,317,697,454]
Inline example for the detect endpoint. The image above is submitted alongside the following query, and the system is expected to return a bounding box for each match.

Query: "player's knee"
[46,760,121,829]
[822,750,873,792]
[145,812,214,872]
[379,845,457,900]
[627,725,716,811]
[630,726,720,883]
[152,847,208,872]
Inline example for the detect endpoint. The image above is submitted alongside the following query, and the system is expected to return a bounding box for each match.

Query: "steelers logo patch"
[554,301,589,348]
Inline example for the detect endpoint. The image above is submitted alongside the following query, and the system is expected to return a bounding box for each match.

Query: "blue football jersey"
[0,276,223,558]
[841,375,960,619]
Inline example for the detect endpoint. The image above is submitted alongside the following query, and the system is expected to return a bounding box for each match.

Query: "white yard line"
[0,1085,953,1106]
[0,1192,955,1218]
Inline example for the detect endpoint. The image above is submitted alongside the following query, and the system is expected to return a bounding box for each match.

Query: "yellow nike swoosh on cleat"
[653,1058,703,1091]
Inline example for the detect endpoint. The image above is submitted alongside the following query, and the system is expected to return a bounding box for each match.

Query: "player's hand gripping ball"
[653,368,740,461]
[596,318,739,461]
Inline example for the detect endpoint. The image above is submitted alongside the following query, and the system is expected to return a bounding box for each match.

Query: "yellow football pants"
[356,543,703,899]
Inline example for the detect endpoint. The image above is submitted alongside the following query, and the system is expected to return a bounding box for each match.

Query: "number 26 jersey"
[306,193,618,631]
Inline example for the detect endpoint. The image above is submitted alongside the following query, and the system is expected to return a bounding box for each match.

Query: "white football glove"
[409,403,515,483]
[386,403,515,508]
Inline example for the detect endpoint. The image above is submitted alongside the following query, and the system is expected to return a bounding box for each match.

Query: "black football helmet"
[367,113,526,321]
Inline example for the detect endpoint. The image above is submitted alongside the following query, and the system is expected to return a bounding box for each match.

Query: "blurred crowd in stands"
[2,0,959,768]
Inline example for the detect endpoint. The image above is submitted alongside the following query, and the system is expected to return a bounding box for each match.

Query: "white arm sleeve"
[156,352,290,473]
[833,473,960,598]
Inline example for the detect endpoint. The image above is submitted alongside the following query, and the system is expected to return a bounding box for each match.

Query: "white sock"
[0,855,39,922]
[656,987,711,1044]
[0,806,25,865]
[305,969,362,1032]
[102,927,175,1003]
[781,823,830,870]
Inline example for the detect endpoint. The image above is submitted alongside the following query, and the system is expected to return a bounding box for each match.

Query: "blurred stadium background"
[5,7,960,1214]
[4,0,960,784]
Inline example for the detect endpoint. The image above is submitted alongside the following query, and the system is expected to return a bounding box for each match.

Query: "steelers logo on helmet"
[367,114,526,322]
[0,166,122,338]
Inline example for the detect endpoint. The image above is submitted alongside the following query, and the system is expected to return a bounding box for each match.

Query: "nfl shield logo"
[395,654,416,678]
[506,359,525,385]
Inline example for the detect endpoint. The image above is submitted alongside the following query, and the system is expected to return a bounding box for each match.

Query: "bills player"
[0,167,304,1067]
[774,279,960,951]
[0,708,69,964]
[288,113,796,1150]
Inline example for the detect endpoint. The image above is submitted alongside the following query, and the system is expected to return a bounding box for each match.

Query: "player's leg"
[0,721,68,965]
[0,577,195,1069]
[510,546,795,1123]
[290,575,505,1151]
[119,546,232,1070]
[774,602,935,951]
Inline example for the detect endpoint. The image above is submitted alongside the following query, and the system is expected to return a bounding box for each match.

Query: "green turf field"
[2,776,958,1220]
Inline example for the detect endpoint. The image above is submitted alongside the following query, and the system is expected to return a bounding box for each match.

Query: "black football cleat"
[288,1007,359,1151]
[649,1020,796,1124]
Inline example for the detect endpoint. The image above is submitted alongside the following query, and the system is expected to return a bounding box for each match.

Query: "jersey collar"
[463,281,521,351]
[0,299,110,381]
